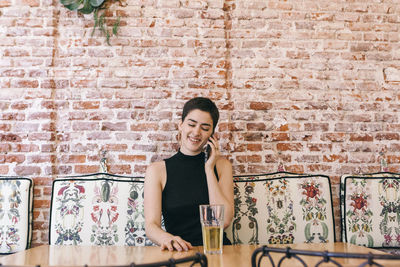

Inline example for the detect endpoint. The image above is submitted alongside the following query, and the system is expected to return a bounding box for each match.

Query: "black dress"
[162,150,231,246]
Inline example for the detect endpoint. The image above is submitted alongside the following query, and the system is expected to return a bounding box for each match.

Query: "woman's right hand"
[160,235,193,252]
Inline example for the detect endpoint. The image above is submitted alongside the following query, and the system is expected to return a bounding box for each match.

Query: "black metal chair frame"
[251,245,400,267]
[88,252,207,267]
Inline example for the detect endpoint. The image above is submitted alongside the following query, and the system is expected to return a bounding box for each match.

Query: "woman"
[144,97,234,251]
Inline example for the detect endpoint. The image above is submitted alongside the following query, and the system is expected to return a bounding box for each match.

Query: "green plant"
[60,0,121,45]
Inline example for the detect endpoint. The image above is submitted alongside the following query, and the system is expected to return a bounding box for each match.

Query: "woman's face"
[179,109,214,155]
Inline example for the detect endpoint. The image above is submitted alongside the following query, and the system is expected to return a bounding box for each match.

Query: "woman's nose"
[193,126,201,134]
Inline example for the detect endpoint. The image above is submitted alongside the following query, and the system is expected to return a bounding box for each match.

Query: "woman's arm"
[204,137,234,228]
[144,161,193,251]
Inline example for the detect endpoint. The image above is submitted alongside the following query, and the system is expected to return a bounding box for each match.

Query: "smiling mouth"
[188,136,202,144]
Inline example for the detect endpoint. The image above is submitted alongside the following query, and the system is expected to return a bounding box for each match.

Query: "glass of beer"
[199,204,224,254]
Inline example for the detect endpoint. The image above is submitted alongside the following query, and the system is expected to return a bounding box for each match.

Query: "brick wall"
[0,0,399,245]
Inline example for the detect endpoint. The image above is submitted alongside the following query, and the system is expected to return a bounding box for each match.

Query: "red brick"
[73,101,100,110]
[103,101,131,109]
[13,144,39,152]
[14,166,41,175]
[5,154,25,163]
[118,155,146,162]
[0,144,11,152]
[134,165,147,174]
[323,154,348,163]
[11,79,39,88]
[285,165,304,173]
[307,143,332,152]
[0,112,25,120]
[307,164,332,172]
[101,122,127,131]
[271,133,290,141]
[60,155,86,163]
[28,133,55,141]
[0,134,22,142]
[4,49,29,57]
[249,102,273,110]
[107,165,132,174]
[33,210,40,220]
[246,123,266,131]
[102,144,128,151]
[148,133,172,141]
[33,221,49,231]
[321,133,346,142]
[72,122,100,131]
[246,144,262,151]
[43,186,52,196]
[34,199,50,209]
[75,165,100,174]
[236,155,262,163]
[304,123,329,131]
[375,133,399,140]
[87,132,112,140]
[243,133,264,142]
[350,133,373,141]
[0,123,11,131]
[0,165,8,174]
[45,166,72,175]
[1,69,25,77]
[131,123,159,131]
[277,143,303,151]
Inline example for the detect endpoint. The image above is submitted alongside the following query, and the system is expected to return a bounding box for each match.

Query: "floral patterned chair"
[226,172,335,245]
[0,177,33,254]
[49,173,153,246]
[340,172,400,251]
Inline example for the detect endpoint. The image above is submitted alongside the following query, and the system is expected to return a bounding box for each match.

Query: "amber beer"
[202,225,223,253]
[199,204,224,254]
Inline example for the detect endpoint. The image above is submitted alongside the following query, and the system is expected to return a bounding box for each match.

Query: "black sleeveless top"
[162,150,231,246]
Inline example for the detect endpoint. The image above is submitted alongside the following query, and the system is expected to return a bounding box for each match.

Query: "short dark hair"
[182,97,219,131]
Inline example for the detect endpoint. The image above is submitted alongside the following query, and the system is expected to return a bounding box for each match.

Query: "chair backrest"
[49,173,153,246]
[0,177,33,254]
[226,172,335,245]
[340,172,400,248]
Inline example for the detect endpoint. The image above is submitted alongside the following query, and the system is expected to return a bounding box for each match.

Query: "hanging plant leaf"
[65,1,82,11]
[59,0,122,45]
[112,17,120,35]
[60,0,79,7]
[89,0,105,8]
[78,0,95,14]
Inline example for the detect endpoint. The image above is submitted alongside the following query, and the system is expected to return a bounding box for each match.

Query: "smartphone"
[204,144,211,162]
[204,134,214,162]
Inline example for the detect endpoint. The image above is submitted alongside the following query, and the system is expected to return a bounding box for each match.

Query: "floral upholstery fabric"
[226,172,335,245]
[341,172,400,248]
[49,173,153,246]
[0,177,33,254]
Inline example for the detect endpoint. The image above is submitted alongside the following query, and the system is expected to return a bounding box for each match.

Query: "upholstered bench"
[49,173,153,246]
[0,177,33,254]
[226,172,335,245]
[341,172,400,251]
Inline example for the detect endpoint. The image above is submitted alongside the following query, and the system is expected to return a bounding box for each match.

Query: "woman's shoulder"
[145,160,166,181]
[147,160,166,172]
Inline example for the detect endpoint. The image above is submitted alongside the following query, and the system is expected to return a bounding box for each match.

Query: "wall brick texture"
[1,0,399,245]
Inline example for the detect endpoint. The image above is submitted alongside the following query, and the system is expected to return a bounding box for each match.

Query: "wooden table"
[1,243,399,267]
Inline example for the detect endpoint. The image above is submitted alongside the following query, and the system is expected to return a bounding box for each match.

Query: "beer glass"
[199,204,224,254]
